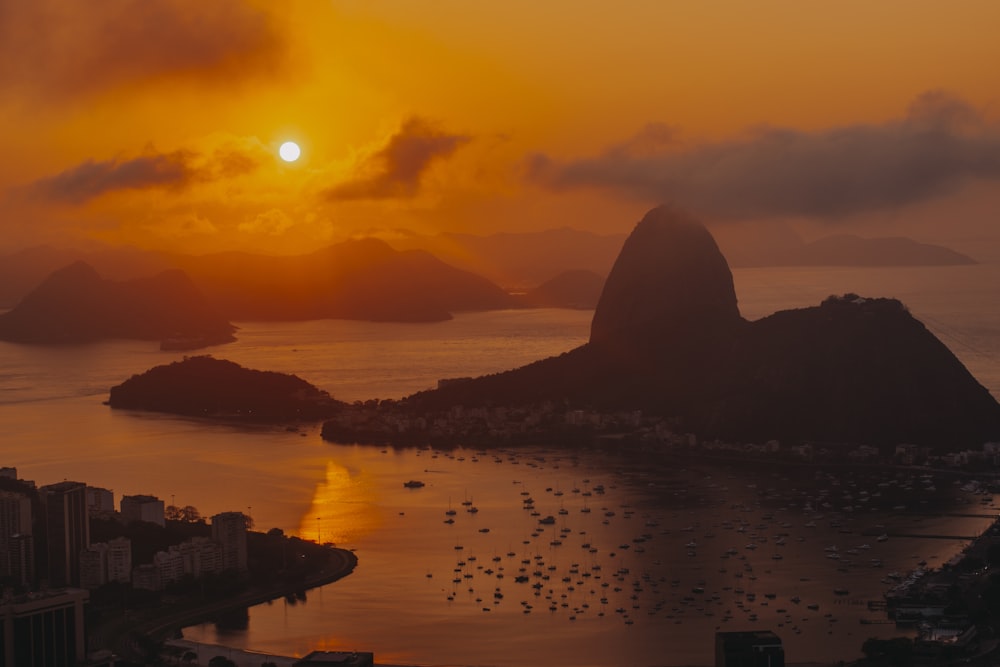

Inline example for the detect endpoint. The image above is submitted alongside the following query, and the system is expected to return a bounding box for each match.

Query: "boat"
[403,480,425,488]
[538,515,556,525]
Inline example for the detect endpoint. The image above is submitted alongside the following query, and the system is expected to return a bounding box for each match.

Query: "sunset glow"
[1,1,998,258]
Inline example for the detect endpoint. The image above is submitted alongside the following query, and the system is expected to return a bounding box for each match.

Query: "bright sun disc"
[279,141,301,162]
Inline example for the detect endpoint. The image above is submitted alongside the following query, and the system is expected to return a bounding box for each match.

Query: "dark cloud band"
[528,91,1000,220]
[326,117,471,201]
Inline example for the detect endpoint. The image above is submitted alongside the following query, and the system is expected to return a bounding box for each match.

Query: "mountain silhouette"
[167,237,514,322]
[0,261,236,347]
[404,206,1000,447]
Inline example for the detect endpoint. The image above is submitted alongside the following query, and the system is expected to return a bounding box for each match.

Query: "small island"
[108,356,345,421]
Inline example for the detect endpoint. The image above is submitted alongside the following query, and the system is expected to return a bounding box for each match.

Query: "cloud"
[0,0,287,103]
[527,91,1000,221]
[326,117,472,201]
[28,152,197,204]
[25,143,263,203]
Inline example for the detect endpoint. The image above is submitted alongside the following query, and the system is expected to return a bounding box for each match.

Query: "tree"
[181,505,202,522]
[209,657,237,667]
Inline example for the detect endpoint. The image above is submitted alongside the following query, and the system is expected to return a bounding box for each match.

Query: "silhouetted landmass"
[713,224,976,267]
[386,227,626,290]
[167,237,514,323]
[0,244,171,308]
[390,206,1000,448]
[516,269,606,309]
[108,356,344,420]
[791,234,975,266]
[0,261,236,348]
[0,239,514,323]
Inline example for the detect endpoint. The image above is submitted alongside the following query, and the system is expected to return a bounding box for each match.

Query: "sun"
[279,141,301,162]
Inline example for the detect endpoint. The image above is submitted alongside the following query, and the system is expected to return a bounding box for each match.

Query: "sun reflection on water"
[300,460,382,546]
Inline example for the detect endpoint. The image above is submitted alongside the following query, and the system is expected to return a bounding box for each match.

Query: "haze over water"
[3,264,1000,666]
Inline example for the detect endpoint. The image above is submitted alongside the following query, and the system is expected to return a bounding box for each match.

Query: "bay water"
[2,264,1000,666]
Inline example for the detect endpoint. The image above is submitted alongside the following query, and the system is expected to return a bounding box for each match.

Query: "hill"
[517,270,606,309]
[108,356,344,420]
[0,262,236,348]
[165,237,514,322]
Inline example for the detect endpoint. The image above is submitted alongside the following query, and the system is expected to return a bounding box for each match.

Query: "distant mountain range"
[0,240,518,344]
[164,238,513,323]
[0,223,977,341]
[401,207,1000,448]
[389,226,973,286]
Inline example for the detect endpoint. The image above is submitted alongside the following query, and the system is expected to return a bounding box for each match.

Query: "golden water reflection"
[300,460,382,546]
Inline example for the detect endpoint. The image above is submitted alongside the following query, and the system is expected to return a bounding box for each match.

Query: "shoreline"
[93,545,358,662]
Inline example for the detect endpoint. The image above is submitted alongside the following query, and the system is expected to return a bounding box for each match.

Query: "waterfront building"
[715,630,785,667]
[85,486,114,516]
[0,468,16,481]
[0,588,88,666]
[0,490,34,587]
[119,494,165,527]
[106,537,131,584]
[39,481,89,588]
[211,511,248,572]
[153,549,186,586]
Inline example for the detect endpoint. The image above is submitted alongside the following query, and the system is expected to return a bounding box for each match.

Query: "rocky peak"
[589,205,742,345]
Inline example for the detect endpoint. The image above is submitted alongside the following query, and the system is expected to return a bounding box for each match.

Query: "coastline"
[92,545,358,663]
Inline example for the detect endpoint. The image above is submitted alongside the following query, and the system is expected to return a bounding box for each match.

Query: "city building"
[153,549,185,586]
[0,468,16,481]
[79,543,108,590]
[211,512,248,572]
[119,494,165,528]
[715,631,785,667]
[85,487,115,516]
[0,588,88,666]
[0,490,34,587]
[39,482,89,588]
[106,537,131,584]
[178,537,222,578]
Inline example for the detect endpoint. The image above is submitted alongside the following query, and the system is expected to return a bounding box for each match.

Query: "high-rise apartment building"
[211,511,248,572]
[119,495,165,528]
[0,490,34,587]
[39,482,89,588]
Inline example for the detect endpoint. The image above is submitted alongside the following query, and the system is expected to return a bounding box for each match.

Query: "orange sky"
[2,0,999,255]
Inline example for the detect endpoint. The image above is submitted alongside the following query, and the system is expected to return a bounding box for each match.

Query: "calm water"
[2,265,1000,666]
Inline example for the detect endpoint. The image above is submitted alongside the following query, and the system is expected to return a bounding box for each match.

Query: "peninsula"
[322,206,1000,450]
